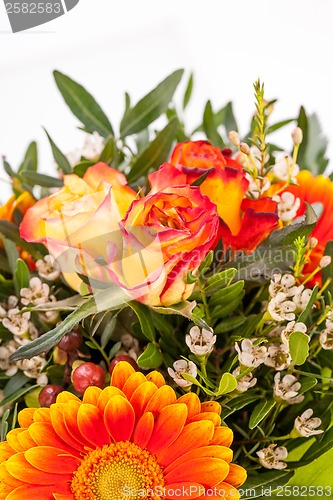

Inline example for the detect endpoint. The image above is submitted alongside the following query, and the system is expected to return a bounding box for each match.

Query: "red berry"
[109,355,138,374]
[72,362,105,395]
[58,329,83,353]
[38,385,63,408]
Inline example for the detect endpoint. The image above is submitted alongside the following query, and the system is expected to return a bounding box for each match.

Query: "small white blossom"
[245,173,271,199]
[273,192,301,223]
[168,360,198,388]
[2,308,31,336]
[291,127,303,145]
[66,132,105,167]
[264,343,291,371]
[269,274,299,298]
[273,373,304,404]
[235,339,268,367]
[320,256,332,269]
[232,367,257,392]
[20,277,50,306]
[281,321,307,344]
[228,130,240,147]
[35,255,60,281]
[293,287,312,311]
[117,333,140,361]
[17,356,48,386]
[273,154,299,182]
[268,292,296,322]
[257,444,288,470]
[186,326,216,356]
[319,328,333,350]
[294,409,323,437]
[0,342,19,376]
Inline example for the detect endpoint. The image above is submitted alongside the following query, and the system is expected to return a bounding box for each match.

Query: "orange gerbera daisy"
[280,170,333,285]
[0,362,246,500]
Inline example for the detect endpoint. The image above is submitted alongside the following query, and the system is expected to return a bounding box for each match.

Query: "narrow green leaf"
[209,280,244,308]
[0,385,39,408]
[214,316,246,334]
[241,470,294,498]
[211,292,245,320]
[205,269,237,294]
[137,343,162,368]
[289,331,309,366]
[44,129,71,174]
[183,73,194,110]
[151,301,209,329]
[221,393,258,419]
[120,69,184,137]
[203,100,224,148]
[266,118,294,134]
[2,159,16,177]
[217,373,237,395]
[299,376,317,394]
[249,399,276,429]
[4,372,30,398]
[15,259,30,290]
[99,135,116,164]
[18,142,38,173]
[73,161,95,177]
[20,171,63,188]
[127,119,178,182]
[128,302,156,342]
[53,70,113,138]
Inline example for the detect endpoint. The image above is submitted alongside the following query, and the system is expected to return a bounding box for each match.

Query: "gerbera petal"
[82,386,102,406]
[62,401,93,448]
[156,420,215,467]
[110,361,136,390]
[104,395,135,442]
[97,386,125,412]
[56,392,81,404]
[33,408,51,423]
[17,408,36,428]
[215,482,240,500]
[0,442,15,462]
[188,412,221,426]
[146,370,166,387]
[164,457,229,487]
[211,427,234,447]
[165,482,205,499]
[223,464,247,488]
[122,372,147,399]
[25,446,80,474]
[28,422,81,457]
[129,381,158,418]
[6,483,72,500]
[145,385,177,416]
[176,393,201,420]
[0,463,22,487]
[53,495,74,500]
[5,452,73,484]
[132,412,155,448]
[201,402,221,415]
[16,430,36,450]
[49,405,86,453]
[164,446,233,475]
[6,430,26,453]
[147,404,188,455]
[77,404,110,447]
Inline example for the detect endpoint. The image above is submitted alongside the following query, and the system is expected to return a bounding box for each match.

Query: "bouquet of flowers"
[0,69,332,499]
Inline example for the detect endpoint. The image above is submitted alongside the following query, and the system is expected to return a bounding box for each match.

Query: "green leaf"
[221,393,258,419]
[137,343,163,369]
[99,136,116,164]
[302,426,333,463]
[127,119,178,182]
[214,316,246,334]
[241,470,294,498]
[288,447,333,488]
[18,142,38,173]
[120,69,184,137]
[0,385,39,408]
[266,118,294,135]
[53,70,113,138]
[15,258,30,290]
[217,373,237,395]
[127,302,156,342]
[297,106,329,175]
[249,399,276,429]
[44,129,71,174]
[209,280,244,308]
[289,331,309,366]
[73,161,95,177]
[205,269,237,294]
[299,376,318,394]
[20,171,63,188]
[2,158,16,177]
[202,100,224,148]
[2,237,19,276]
[4,372,30,398]
[151,301,209,329]
[211,292,245,320]
[297,285,318,323]
[216,101,238,133]
[183,73,194,110]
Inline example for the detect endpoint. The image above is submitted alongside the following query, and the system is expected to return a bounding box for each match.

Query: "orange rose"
[20,163,137,291]
[107,185,220,306]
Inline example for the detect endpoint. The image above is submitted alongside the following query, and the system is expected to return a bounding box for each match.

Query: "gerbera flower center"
[71,441,165,500]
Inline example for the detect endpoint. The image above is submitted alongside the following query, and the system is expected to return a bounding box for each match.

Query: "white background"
[0,0,333,200]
